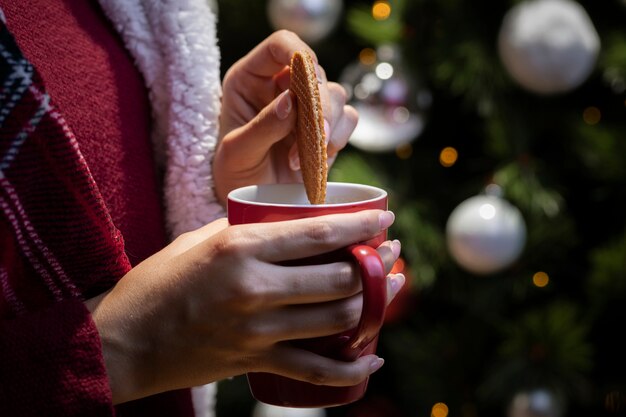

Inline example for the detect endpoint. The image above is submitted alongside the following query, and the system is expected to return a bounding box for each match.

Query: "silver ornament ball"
[340,44,431,153]
[267,0,343,44]
[498,0,600,94]
[446,194,526,275]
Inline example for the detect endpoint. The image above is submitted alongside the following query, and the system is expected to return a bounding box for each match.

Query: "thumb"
[222,89,296,164]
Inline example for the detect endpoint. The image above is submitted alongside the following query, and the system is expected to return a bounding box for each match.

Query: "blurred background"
[214,1,626,416]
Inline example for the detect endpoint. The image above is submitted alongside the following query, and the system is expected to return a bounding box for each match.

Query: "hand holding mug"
[228,182,401,407]
[86,206,402,404]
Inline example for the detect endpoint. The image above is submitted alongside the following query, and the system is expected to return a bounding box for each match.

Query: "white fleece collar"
[97,0,225,240]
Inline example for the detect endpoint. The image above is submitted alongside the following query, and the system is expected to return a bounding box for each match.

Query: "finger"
[236,30,317,78]
[256,293,363,341]
[255,240,400,307]
[326,82,349,127]
[262,261,362,306]
[260,273,406,339]
[259,346,384,387]
[223,67,286,116]
[376,240,401,274]
[234,210,395,263]
[326,104,358,160]
[387,273,406,305]
[222,30,316,114]
[274,66,291,92]
[220,90,296,166]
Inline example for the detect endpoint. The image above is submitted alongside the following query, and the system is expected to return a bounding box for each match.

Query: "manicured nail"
[391,239,401,258]
[315,64,324,84]
[276,90,292,120]
[324,119,330,144]
[379,211,395,230]
[390,273,406,296]
[369,357,385,373]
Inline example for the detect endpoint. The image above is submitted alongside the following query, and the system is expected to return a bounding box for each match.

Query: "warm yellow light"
[533,271,549,288]
[583,106,601,125]
[431,402,449,417]
[439,146,458,167]
[396,143,413,159]
[359,48,377,66]
[372,1,392,21]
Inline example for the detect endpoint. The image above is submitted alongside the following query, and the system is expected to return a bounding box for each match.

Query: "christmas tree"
[215,1,626,416]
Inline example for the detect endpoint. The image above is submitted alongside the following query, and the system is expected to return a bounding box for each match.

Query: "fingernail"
[315,64,324,84]
[390,273,406,296]
[289,147,300,170]
[276,90,292,120]
[369,357,385,373]
[392,239,401,258]
[324,119,330,144]
[379,211,395,230]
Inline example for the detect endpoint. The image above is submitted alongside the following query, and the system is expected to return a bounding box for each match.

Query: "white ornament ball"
[498,0,600,94]
[446,194,526,275]
[252,402,327,417]
[267,0,343,44]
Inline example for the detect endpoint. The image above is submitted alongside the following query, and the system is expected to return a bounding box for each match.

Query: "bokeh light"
[375,62,394,80]
[431,402,449,417]
[439,146,458,167]
[533,271,549,287]
[372,1,392,21]
[582,106,601,125]
[359,48,376,66]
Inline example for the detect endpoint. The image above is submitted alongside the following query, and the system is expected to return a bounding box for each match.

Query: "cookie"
[290,50,327,205]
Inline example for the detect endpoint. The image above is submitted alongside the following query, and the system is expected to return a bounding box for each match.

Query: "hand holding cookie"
[213,30,358,204]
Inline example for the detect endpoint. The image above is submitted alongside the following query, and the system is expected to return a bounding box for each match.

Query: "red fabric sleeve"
[0,299,115,417]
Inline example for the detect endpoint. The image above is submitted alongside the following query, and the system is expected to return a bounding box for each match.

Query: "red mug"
[227,182,388,408]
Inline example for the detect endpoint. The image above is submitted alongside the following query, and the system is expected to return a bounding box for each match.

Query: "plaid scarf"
[0,15,129,417]
[0,16,131,316]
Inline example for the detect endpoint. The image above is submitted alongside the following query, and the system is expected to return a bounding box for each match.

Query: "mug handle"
[339,244,387,360]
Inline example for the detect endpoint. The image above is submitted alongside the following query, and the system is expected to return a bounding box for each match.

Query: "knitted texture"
[0,0,168,268]
[0,14,130,317]
[0,300,114,416]
[0,15,127,416]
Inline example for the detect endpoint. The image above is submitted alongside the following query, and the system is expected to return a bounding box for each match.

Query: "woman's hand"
[86,210,403,404]
[213,30,358,204]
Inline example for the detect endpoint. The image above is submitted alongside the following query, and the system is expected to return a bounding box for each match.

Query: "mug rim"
[227,182,387,208]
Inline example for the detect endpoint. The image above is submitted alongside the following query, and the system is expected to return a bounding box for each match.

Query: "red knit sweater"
[0,1,194,415]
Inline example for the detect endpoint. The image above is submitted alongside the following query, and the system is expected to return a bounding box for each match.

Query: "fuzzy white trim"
[96,0,224,416]
[97,0,225,238]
